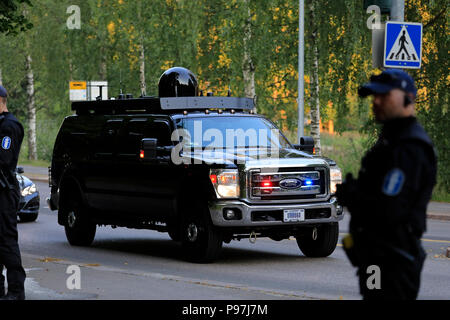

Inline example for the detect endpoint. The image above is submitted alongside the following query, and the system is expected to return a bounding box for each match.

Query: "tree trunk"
[68,46,74,81]
[137,2,146,97]
[99,47,107,81]
[139,40,146,97]
[26,54,37,161]
[242,0,256,112]
[0,68,3,85]
[309,0,321,156]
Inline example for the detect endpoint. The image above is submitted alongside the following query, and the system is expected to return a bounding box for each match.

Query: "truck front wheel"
[295,223,339,257]
[181,203,223,263]
[61,187,96,246]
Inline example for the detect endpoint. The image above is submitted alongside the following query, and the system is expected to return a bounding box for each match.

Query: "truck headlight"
[22,184,37,197]
[330,167,342,194]
[210,169,239,199]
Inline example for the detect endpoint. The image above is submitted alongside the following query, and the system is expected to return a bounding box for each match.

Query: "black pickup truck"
[48,67,343,262]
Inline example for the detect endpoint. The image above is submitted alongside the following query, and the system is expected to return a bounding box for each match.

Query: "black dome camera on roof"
[158,67,199,98]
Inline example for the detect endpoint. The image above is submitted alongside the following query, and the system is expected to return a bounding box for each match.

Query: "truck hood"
[180,148,329,169]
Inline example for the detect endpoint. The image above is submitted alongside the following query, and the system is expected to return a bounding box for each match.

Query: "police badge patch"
[1,136,11,150]
[382,168,405,196]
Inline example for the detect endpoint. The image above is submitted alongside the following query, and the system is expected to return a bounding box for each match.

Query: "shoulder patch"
[382,168,405,196]
[1,136,11,150]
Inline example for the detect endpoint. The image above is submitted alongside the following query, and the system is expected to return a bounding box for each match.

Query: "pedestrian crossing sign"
[384,21,423,69]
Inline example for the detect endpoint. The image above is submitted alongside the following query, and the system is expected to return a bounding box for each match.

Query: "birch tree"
[25,52,37,160]
[308,0,321,155]
[137,1,146,96]
[242,0,256,107]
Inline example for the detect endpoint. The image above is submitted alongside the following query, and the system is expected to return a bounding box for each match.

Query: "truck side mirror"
[140,138,158,161]
[293,136,315,154]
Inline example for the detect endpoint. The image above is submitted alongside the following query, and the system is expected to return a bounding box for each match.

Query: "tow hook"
[312,227,318,241]
[249,231,257,244]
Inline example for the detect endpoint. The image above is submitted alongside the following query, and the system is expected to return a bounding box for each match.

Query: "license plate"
[283,209,305,222]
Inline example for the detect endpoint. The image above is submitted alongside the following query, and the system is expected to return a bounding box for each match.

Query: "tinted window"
[117,118,171,157]
[176,116,291,149]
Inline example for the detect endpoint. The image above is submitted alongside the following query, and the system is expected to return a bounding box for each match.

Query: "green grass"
[17,158,50,168]
[432,182,450,203]
[320,132,369,177]
[284,130,370,176]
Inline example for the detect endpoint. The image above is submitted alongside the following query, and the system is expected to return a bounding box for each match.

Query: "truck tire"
[181,203,223,263]
[295,223,338,257]
[18,212,39,223]
[62,188,96,246]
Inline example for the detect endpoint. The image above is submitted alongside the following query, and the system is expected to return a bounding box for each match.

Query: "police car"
[47,67,344,262]
[16,167,40,222]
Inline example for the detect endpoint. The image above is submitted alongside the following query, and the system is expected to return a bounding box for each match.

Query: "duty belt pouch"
[391,225,427,273]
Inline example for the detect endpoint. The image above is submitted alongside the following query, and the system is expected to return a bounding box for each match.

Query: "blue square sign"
[384,21,423,69]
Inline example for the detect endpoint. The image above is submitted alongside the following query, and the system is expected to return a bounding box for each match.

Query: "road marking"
[422,239,450,244]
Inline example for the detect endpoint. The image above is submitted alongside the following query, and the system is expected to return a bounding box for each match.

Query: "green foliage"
[0,0,33,35]
[407,1,449,193]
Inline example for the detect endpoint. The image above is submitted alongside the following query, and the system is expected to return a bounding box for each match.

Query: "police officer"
[0,85,26,300]
[336,69,437,300]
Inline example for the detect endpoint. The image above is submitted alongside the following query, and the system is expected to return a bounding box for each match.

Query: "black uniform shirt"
[0,112,24,173]
[347,117,437,246]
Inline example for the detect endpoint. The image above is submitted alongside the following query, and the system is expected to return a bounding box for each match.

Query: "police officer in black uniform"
[336,69,437,300]
[0,85,26,300]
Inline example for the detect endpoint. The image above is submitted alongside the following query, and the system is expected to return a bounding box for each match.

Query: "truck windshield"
[175,116,292,150]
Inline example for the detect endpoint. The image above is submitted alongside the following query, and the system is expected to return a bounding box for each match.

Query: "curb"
[24,174,48,184]
[427,213,450,222]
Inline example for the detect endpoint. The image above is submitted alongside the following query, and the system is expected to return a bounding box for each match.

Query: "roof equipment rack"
[72,96,255,115]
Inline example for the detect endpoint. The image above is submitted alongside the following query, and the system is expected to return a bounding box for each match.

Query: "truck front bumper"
[209,197,344,227]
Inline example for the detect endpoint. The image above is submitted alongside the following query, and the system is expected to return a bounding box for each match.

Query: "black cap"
[0,85,7,98]
[358,69,417,98]
[158,67,199,97]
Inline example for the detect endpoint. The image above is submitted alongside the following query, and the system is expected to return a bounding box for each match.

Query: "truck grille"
[250,167,328,200]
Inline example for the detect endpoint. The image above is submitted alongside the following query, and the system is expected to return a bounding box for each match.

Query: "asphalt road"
[12,181,450,300]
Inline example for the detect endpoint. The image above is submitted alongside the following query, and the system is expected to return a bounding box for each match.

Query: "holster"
[342,234,360,267]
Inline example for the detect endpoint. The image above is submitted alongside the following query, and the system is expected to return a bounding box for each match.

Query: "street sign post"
[384,21,422,69]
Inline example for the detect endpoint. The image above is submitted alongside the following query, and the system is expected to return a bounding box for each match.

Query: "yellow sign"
[70,81,87,90]
[69,81,87,101]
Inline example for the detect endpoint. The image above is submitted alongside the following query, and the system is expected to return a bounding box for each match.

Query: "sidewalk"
[19,164,450,222]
